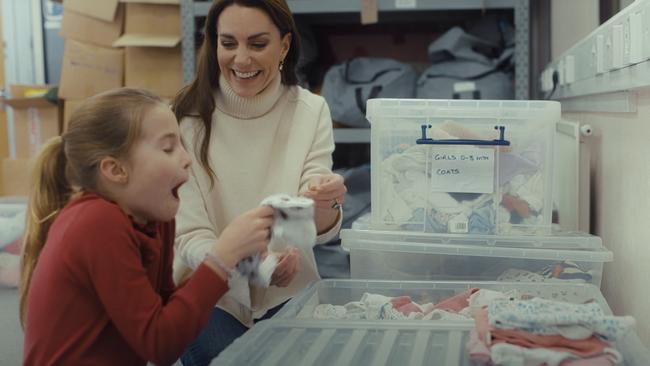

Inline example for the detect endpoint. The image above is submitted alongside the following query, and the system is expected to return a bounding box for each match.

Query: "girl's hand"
[211,205,274,269]
[269,248,299,287]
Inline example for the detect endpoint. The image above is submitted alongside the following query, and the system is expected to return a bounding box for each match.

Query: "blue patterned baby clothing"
[488,297,635,341]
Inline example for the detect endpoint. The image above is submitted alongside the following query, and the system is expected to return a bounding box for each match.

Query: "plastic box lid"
[350,213,603,250]
[366,99,561,122]
[211,319,475,366]
[341,227,613,263]
[275,279,612,320]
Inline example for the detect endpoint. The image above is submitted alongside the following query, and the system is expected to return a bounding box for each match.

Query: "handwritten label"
[430,147,495,193]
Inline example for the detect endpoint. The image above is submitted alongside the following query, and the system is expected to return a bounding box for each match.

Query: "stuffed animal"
[236,194,316,287]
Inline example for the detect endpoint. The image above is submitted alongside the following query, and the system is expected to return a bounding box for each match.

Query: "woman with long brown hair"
[171,0,346,364]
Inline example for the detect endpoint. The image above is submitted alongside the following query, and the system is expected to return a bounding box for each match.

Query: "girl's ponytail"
[19,136,73,326]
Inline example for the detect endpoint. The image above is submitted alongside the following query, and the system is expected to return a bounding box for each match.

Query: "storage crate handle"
[416,125,511,146]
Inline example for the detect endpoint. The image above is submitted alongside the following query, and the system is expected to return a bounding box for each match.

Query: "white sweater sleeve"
[298,99,342,244]
[174,159,215,271]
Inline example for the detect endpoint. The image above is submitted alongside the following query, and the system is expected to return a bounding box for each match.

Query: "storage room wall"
[551,0,650,344]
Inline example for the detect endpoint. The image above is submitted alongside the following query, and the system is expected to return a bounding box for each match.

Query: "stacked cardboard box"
[0,12,32,195]
[1,85,54,195]
[114,0,183,99]
[58,0,124,130]
[58,0,182,129]
[1,0,183,196]
[3,85,60,159]
[0,158,32,196]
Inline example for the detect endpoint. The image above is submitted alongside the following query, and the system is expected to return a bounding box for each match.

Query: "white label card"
[395,0,417,9]
[430,147,495,194]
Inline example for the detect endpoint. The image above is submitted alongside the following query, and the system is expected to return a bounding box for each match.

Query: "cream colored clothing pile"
[173,74,341,326]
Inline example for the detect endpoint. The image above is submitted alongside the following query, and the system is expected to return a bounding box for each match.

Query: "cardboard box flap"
[9,85,50,96]
[4,85,56,109]
[120,0,180,4]
[4,98,54,109]
[122,3,180,38]
[113,34,180,47]
[65,0,119,22]
[60,4,124,48]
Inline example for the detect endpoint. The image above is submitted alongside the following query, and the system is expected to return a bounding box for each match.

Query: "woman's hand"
[211,205,274,270]
[301,173,347,234]
[269,248,300,287]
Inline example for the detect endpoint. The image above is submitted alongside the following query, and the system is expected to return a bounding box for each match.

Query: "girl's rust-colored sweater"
[24,193,227,366]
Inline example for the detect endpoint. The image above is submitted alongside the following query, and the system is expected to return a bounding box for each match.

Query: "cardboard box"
[0,158,32,196]
[124,47,182,98]
[114,3,180,44]
[59,40,124,99]
[60,4,124,48]
[63,99,86,132]
[4,85,60,159]
[0,111,8,159]
[113,3,182,97]
[64,0,119,22]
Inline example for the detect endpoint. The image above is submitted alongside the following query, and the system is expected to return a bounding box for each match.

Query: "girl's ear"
[99,157,128,184]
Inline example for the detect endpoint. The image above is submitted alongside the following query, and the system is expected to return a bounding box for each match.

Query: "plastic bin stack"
[210,99,650,365]
[345,99,613,285]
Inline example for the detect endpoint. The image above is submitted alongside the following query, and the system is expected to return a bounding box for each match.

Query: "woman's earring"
[279,59,284,71]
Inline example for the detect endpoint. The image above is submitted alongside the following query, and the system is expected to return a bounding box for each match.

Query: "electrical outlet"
[596,34,605,73]
[565,55,575,84]
[540,0,650,99]
[612,24,624,69]
[644,3,650,60]
[629,11,643,64]
[624,16,631,64]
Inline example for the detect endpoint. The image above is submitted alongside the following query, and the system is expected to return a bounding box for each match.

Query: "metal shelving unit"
[180,0,530,143]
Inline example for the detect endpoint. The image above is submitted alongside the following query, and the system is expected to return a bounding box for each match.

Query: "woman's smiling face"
[216,4,291,98]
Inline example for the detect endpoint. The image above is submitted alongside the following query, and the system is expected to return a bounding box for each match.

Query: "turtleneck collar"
[214,73,284,119]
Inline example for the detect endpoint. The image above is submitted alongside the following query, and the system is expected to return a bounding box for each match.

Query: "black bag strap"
[355,85,383,114]
[423,52,513,81]
[344,59,401,85]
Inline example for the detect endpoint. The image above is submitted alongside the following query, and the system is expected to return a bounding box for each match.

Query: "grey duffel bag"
[321,57,417,127]
[417,26,514,100]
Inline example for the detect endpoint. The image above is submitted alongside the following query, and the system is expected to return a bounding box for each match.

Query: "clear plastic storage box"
[367,98,559,235]
[341,227,613,287]
[211,319,475,366]
[275,279,612,320]
[212,319,650,366]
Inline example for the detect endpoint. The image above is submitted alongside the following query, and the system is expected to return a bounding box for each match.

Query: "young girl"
[20,88,273,366]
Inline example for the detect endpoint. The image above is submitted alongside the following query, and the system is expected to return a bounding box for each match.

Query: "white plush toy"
[236,194,316,287]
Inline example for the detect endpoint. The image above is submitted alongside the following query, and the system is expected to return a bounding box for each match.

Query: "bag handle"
[343,59,401,84]
[423,52,513,81]
[355,85,382,115]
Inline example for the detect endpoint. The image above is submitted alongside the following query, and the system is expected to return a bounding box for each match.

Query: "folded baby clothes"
[488,298,636,341]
